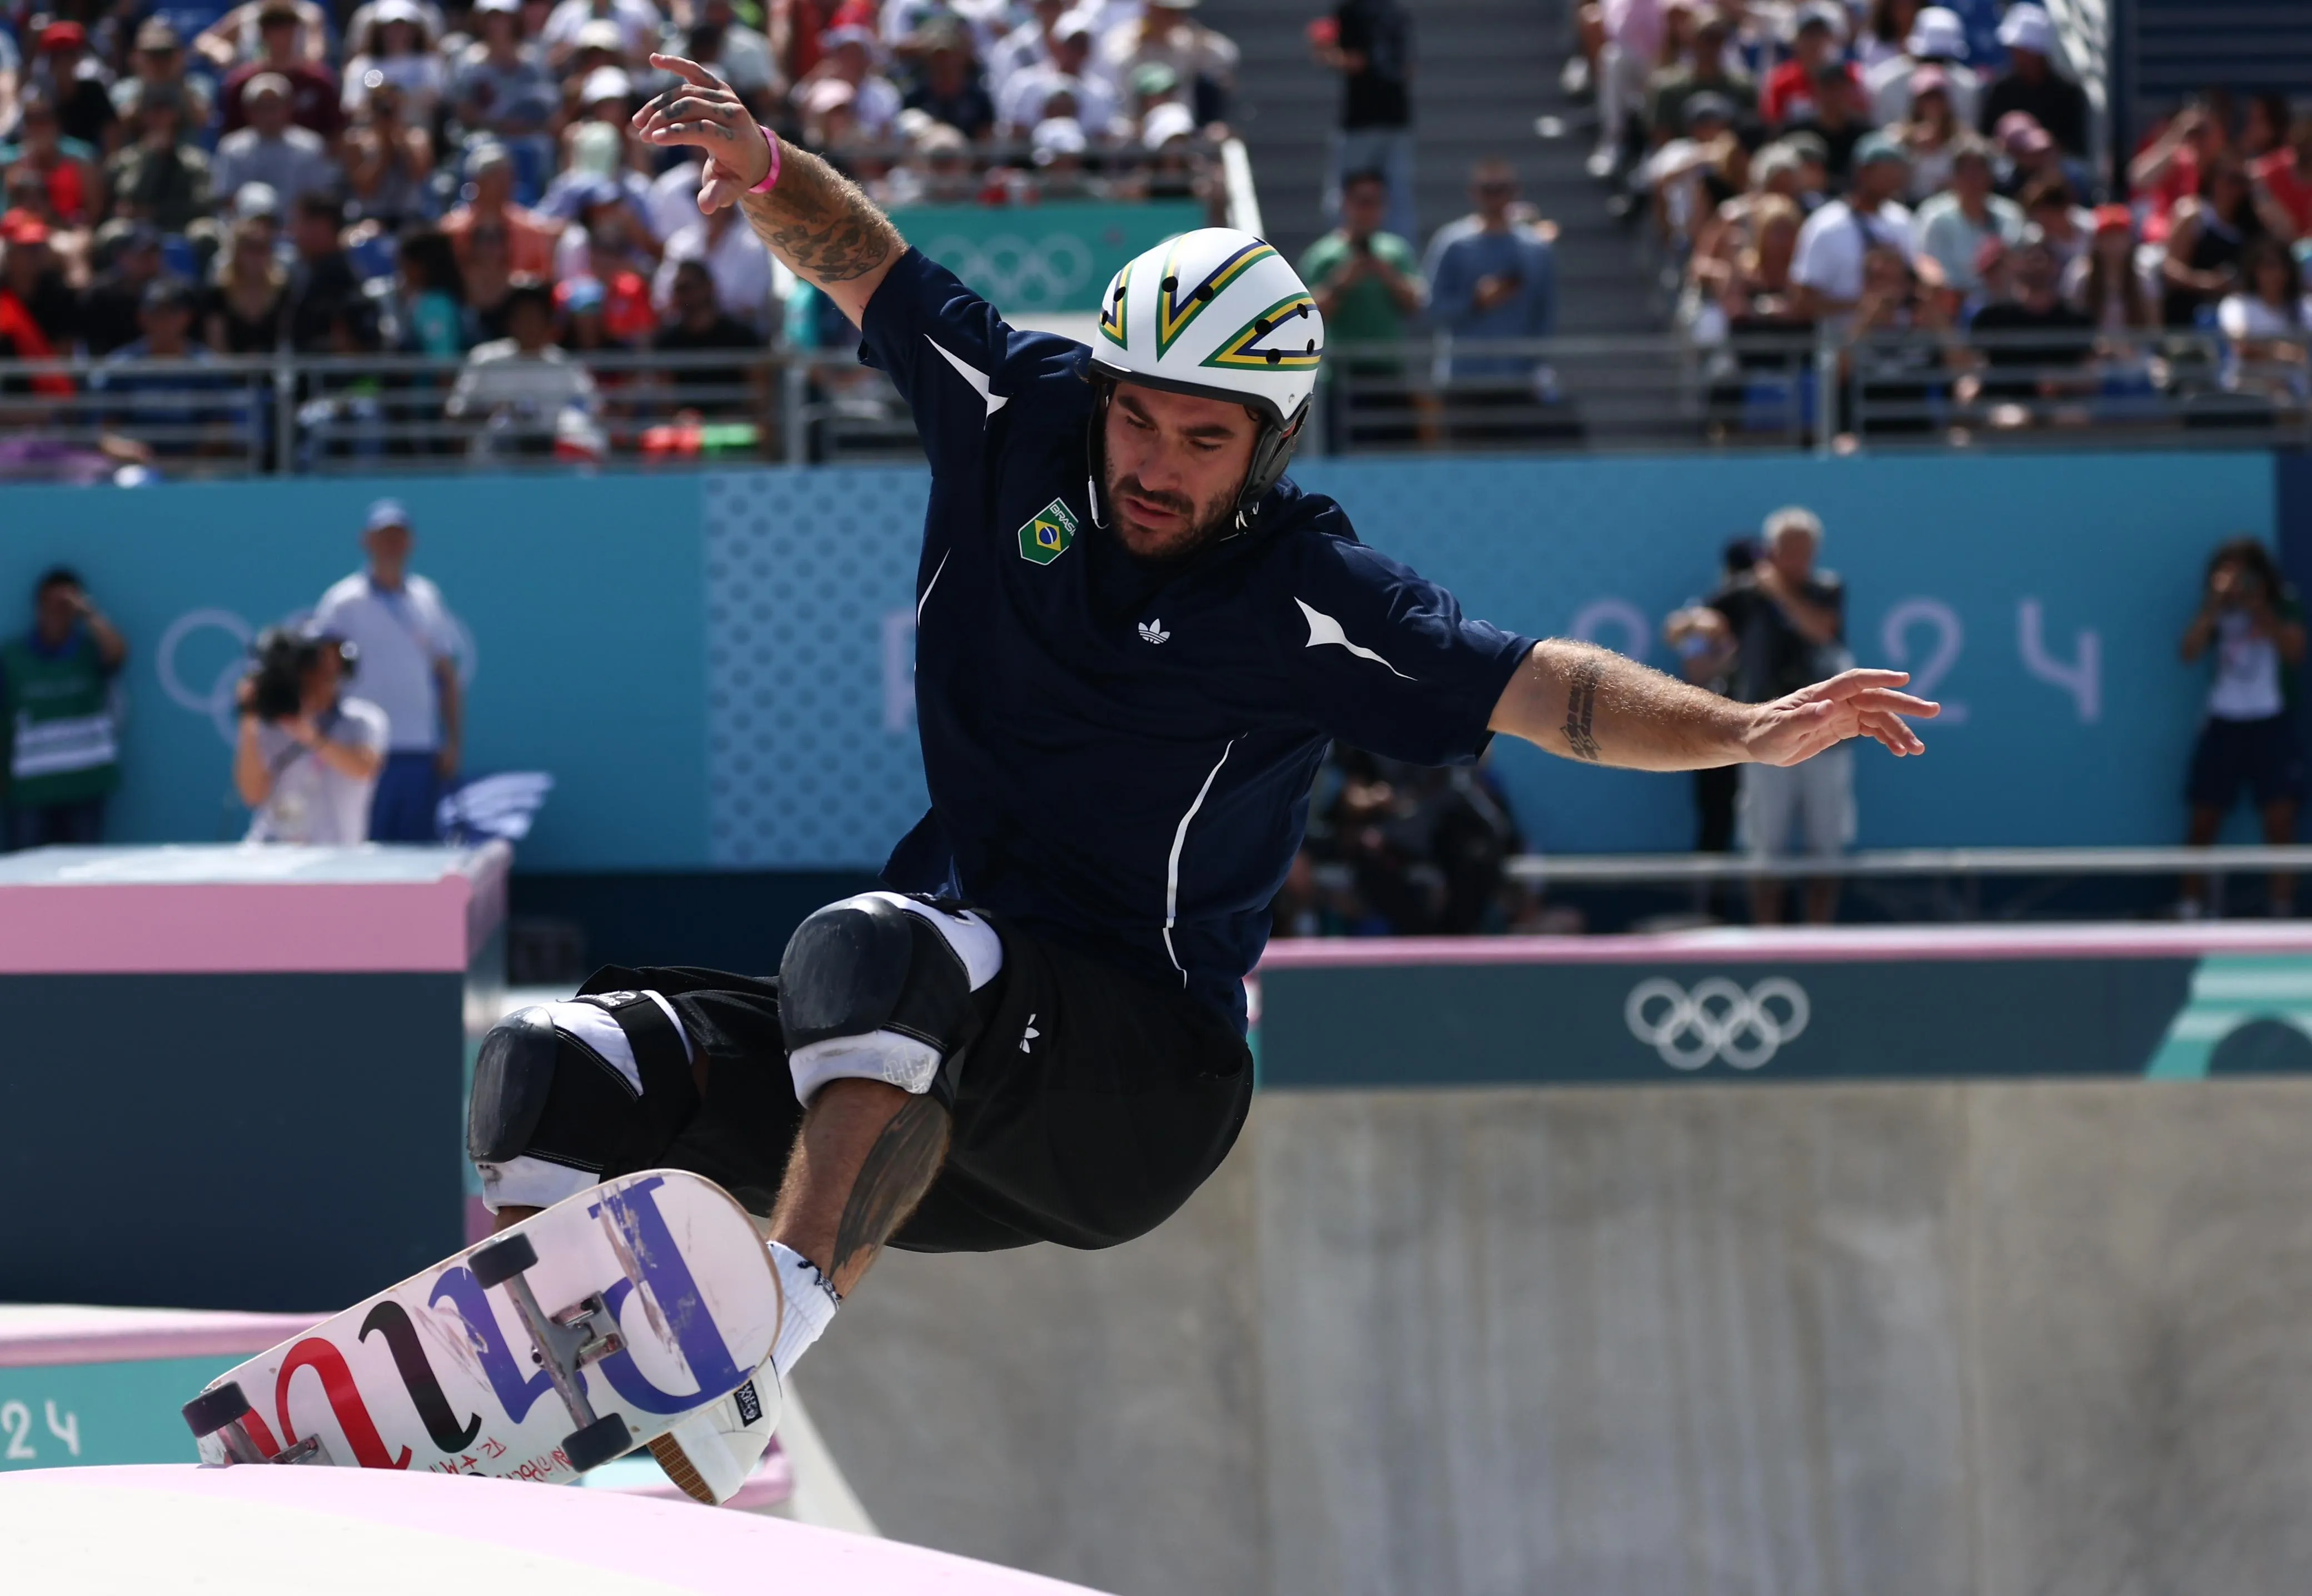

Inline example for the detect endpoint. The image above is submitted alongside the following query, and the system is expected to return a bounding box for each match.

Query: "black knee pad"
[467,990,700,1183]
[779,895,979,1073]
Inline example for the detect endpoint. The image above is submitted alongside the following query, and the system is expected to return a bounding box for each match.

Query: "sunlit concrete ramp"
[0,1464,1113,1593]
[804,1080,2312,1596]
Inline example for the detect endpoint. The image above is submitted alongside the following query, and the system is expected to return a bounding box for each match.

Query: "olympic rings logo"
[918,231,1099,308]
[1625,976,1811,1070]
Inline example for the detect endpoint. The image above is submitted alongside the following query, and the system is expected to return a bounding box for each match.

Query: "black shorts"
[576,912,1254,1254]
[2187,714,2306,810]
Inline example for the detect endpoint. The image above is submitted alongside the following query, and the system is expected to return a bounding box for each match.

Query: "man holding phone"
[1421,157,1558,440]
[1299,166,1426,446]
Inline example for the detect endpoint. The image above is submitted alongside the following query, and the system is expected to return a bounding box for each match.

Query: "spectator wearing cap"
[31,23,116,152]
[1314,0,1415,252]
[203,213,290,352]
[1760,3,1853,131]
[93,278,253,457]
[1033,117,1101,198]
[213,74,342,211]
[1,568,128,850]
[1862,5,1979,132]
[884,121,982,205]
[443,143,559,277]
[1915,138,2021,302]
[282,191,362,352]
[344,1,448,127]
[451,0,561,149]
[445,276,599,449]
[1102,0,1238,129]
[2068,204,2156,333]
[796,27,903,137]
[115,17,215,131]
[0,209,76,351]
[1300,164,1426,446]
[652,186,773,330]
[1979,4,2085,158]
[1791,131,1920,325]
[550,163,662,287]
[220,1,344,138]
[541,0,665,69]
[901,22,996,141]
[1423,156,1557,392]
[80,224,167,356]
[104,83,213,236]
[0,216,73,398]
[6,91,104,230]
[1645,11,1754,152]
[312,500,467,842]
[997,14,1118,138]
[651,257,767,416]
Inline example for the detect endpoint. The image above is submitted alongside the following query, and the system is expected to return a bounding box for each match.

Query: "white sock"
[767,1241,839,1380]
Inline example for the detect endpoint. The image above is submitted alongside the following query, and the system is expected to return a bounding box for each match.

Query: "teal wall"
[0,451,2275,869]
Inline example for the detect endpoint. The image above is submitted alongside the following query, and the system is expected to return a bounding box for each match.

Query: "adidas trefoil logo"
[1137,619,1170,645]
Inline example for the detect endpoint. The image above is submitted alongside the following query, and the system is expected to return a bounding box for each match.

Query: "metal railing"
[0,326,2300,478]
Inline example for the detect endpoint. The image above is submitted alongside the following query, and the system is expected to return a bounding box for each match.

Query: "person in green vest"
[2,568,130,850]
[1298,166,1428,450]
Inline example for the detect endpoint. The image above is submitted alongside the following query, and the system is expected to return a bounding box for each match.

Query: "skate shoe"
[646,1356,783,1506]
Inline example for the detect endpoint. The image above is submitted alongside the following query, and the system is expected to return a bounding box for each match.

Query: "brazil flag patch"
[1017,497,1079,565]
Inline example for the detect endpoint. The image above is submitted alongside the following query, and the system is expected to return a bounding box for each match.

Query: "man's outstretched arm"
[1489,639,1937,771]
[632,55,903,327]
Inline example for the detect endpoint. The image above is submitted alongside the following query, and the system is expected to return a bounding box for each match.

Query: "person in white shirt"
[2180,537,2309,916]
[987,0,1067,93]
[446,280,601,449]
[996,14,1118,136]
[540,0,664,69]
[311,498,467,842]
[651,197,774,327]
[1791,132,1919,324]
[235,629,391,845]
[1862,5,1980,132]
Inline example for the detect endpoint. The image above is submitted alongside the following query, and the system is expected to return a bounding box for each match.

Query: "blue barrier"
[0,451,2278,869]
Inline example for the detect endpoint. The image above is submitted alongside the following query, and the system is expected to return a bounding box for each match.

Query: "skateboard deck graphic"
[183,1171,780,1487]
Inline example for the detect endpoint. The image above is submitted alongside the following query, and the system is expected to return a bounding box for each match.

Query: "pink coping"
[0,849,509,975]
[0,1308,322,1370]
[1254,921,2312,971]
[1,1465,1110,1594]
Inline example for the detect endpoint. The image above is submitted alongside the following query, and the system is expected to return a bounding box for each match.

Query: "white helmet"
[1087,227,1324,518]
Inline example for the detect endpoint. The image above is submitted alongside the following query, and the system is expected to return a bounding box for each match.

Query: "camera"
[245,626,358,722]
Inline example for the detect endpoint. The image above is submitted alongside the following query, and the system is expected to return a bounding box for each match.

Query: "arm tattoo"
[1562,655,1603,761]
[830,1094,950,1284]
[738,141,901,285]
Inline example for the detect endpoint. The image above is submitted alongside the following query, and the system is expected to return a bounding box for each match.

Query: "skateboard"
[181,1170,782,1496]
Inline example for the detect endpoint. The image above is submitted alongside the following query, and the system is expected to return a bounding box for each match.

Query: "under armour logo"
[1138,620,1170,645]
[1020,1014,1040,1052]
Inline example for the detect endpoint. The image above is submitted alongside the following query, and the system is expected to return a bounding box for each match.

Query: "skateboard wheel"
[562,1414,631,1474]
[182,1381,255,1440]
[470,1231,539,1290]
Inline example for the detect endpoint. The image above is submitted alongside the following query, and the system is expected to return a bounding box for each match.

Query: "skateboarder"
[466,55,1939,1500]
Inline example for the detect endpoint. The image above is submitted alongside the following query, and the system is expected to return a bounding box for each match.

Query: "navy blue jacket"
[863,250,1534,1027]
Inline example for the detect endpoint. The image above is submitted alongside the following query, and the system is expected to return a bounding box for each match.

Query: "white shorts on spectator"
[1738,745,1856,860]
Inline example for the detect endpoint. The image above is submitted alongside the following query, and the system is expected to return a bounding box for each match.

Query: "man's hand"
[632,55,770,213]
[1472,272,1523,313]
[284,713,323,749]
[1742,669,1936,766]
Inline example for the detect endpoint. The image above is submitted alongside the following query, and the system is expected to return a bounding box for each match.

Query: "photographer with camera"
[233,626,389,845]
[2181,536,2309,916]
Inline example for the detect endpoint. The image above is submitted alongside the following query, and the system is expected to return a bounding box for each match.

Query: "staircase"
[1205,0,1660,334]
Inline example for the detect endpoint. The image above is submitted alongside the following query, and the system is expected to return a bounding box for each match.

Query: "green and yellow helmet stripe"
[1098,269,1129,350]
[1201,292,1322,373]
[1154,238,1277,357]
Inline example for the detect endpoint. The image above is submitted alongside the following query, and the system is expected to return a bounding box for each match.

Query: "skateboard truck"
[470,1231,635,1473]
[181,1382,331,1466]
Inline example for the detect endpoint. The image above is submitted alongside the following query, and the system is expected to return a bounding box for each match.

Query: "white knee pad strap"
[787,892,1001,1105]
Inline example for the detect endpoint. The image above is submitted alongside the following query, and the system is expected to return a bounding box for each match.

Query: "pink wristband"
[749,128,783,194]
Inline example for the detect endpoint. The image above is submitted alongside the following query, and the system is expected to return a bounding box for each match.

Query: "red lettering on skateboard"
[276,1338,413,1470]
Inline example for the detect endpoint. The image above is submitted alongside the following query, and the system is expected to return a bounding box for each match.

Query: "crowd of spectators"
[0,0,1240,459]
[1569,0,2312,441]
